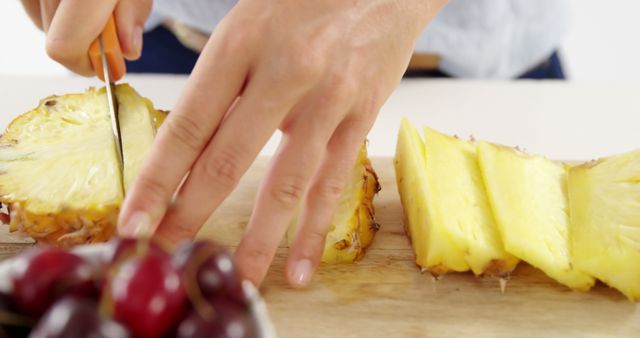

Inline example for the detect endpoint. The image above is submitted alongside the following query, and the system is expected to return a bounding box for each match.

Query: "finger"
[118,22,253,237]
[46,0,118,75]
[234,99,349,287]
[286,113,373,287]
[114,0,153,60]
[39,0,59,32]
[152,76,306,244]
[21,0,43,30]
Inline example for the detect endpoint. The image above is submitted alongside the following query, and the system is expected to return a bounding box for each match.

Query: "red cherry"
[101,237,167,264]
[29,297,130,338]
[177,299,257,338]
[107,253,187,338]
[173,241,247,306]
[10,247,96,316]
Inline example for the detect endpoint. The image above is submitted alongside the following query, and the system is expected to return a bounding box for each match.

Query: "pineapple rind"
[422,127,518,276]
[477,141,594,290]
[395,119,469,274]
[569,150,640,300]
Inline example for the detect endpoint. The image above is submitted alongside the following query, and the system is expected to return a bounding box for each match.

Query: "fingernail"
[291,259,312,287]
[131,26,143,59]
[122,212,151,238]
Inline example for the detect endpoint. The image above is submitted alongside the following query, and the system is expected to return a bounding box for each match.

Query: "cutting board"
[1,157,639,337]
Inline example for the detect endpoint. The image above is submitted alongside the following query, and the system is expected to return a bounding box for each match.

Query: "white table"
[2,75,639,160]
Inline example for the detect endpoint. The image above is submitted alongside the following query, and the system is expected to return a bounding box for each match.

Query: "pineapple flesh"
[289,145,381,263]
[477,141,594,290]
[0,85,160,247]
[568,150,640,300]
[422,127,519,276]
[395,119,469,275]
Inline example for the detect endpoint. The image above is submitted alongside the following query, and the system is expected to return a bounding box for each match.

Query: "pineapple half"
[288,145,381,263]
[569,150,640,300]
[477,141,594,291]
[395,119,469,275]
[421,127,519,276]
[0,84,163,247]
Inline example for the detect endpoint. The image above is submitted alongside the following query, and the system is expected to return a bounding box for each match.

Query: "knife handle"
[89,14,126,82]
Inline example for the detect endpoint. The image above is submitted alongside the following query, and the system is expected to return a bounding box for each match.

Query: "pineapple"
[568,150,640,300]
[1,84,381,257]
[395,119,469,275]
[422,127,519,276]
[288,145,381,263]
[477,141,594,290]
[0,85,161,247]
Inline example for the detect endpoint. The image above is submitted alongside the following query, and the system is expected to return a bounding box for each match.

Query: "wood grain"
[198,157,640,338]
[1,157,637,337]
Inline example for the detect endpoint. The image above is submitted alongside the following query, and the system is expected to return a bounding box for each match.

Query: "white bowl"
[0,243,277,338]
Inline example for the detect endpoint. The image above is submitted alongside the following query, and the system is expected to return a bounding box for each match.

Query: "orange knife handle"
[89,15,126,82]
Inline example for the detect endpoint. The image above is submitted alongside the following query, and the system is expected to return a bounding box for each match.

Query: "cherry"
[173,241,247,306]
[10,247,96,316]
[177,299,257,338]
[107,252,187,338]
[29,297,130,338]
[0,292,33,338]
[101,237,167,264]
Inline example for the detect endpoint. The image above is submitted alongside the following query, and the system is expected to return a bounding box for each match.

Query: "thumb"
[115,0,153,61]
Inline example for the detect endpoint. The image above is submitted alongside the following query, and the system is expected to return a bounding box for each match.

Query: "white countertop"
[1,75,639,160]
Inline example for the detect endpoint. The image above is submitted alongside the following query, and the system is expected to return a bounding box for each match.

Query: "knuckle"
[163,114,205,153]
[136,177,172,204]
[322,72,356,104]
[202,148,244,188]
[312,177,346,203]
[270,176,307,209]
[45,37,75,64]
[241,245,272,268]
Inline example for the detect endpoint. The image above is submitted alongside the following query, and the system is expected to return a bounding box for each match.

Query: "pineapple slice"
[0,85,162,247]
[288,145,381,263]
[422,127,519,276]
[395,119,469,275]
[568,150,640,300]
[477,141,594,290]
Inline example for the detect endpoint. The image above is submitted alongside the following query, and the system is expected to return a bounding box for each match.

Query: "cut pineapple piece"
[422,127,518,276]
[288,145,380,263]
[569,150,640,300]
[477,141,594,290]
[395,119,469,275]
[116,84,158,192]
[0,85,163,247]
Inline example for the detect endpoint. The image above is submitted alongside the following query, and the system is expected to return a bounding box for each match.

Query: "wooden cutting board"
[1,157,638,337]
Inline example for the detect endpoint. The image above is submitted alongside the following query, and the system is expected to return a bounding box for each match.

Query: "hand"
[20,0,152,75]
[118,0,447,287]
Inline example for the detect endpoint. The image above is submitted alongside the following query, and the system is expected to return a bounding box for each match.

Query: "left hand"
[118,0,447,287]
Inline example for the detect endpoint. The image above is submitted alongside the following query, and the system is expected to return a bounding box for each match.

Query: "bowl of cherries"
[0,238,276,338]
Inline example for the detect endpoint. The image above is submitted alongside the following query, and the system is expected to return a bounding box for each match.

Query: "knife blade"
[89,15,127,195]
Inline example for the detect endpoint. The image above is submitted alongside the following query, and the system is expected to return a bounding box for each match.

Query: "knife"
[88,15,127,195]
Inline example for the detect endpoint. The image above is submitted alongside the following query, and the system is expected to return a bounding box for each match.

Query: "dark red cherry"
[29,297,130,338]
[10,247,96,316]
[173,241,247,306]
[101,237,167,264]
[107,252,187,338]
[177,299,257,338]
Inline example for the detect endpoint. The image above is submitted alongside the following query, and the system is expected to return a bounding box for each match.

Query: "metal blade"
[99,36,125,195]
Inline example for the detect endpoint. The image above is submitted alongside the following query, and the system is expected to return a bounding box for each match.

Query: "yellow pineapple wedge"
[477,141,594,290]
[568,150,640,300]
[288,145,381,263]
[422,127,519,276]
[0,85,161,247]
[395,119,469,275]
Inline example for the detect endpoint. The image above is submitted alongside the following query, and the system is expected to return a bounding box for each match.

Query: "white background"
[1,0,640,82]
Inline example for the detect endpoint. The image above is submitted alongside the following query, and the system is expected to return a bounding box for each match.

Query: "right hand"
[20,0,153,76]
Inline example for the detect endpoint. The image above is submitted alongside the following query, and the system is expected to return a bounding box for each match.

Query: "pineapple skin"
[0,86,165,248]
[289,145,381,263]
[422,127,519,276]
[395,119,469,275]
[477,141,594,291]
[569,150,640,300]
